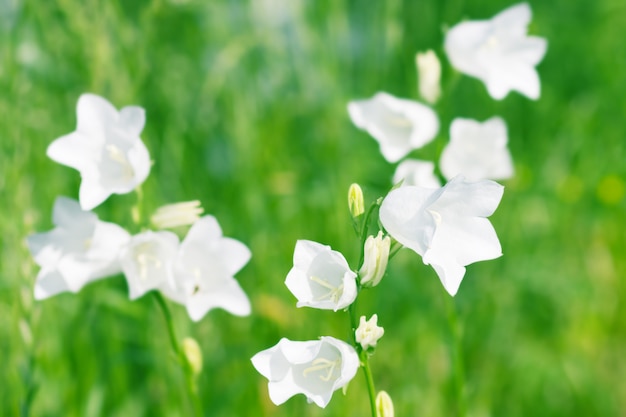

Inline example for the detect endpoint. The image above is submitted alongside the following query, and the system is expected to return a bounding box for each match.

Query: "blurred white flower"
[47,93,151,210]
[285,240,357,311]
[251,336,359,408]
[166,215,251,321]
[27,197,130,300]
[440,117,514,181]
[348,92,439,162]
[393,159,441,188]
[355,314,384,350]
[444,3,547,100]
[380,176,504,296]
[359,232,391,288]
[119,230,179,300]
[416,50,441,104]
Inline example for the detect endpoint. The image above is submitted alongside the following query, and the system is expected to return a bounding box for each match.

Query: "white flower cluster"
[28,94,251,321]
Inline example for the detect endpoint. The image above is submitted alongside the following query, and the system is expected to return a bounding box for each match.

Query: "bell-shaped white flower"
[444,3,547,100]
[355,314,384,350]
[416,50,442,104]
[27,197,130,300]
[380,176,504,296]
[165,215,251,321]
[347,92,439,162]
[359,232,391,288]
[119,230,180,300]
[440,117,514,181]
[285,240,357,311]
[392,159,441,188]
[47,93,151,210]
[251,336,359,408]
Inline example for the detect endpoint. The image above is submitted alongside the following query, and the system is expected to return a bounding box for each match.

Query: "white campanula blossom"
[380,176,504,296]
[440,117,514,182]
[393,159,441,188]
[355,314,384,351]
[416,50,442,104]
[285,240,357,311]
[359,232,391,288]
[47,93,151,210]
[119,230,180,300]
[251,336,359,408]
[444,3,547,100]
[348,92,439,163]
[165,215,252,321]
[27,197,130,300]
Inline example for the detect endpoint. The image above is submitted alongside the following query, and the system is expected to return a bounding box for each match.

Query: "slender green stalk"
[360,352,378,417]
[153,292,202,417]
[445,295,467,417]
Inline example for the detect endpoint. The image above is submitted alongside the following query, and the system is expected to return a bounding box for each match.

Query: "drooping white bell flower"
[251,336,359,408]
[47,93,151,210]
[444,3,547,100]
[165,215,251,321]
[347,92,439,162]
[392,159,441,188]
[440,117,514,181]
[285,240,357,311]
[380,176,504,296]
[119,230,180,300]
[27,197,130,300]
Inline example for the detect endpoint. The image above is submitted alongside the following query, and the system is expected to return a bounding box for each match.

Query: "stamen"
[135,251,162,281]
[302,357,340,381]
[105,144,135,180]
[309,276,344,303]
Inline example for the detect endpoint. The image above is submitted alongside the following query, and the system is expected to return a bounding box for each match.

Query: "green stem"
[153,292,202,416]
[360,352,378,417]
[445,295,467,417]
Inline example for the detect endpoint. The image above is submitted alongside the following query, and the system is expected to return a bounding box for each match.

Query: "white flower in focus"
[393,159,441,188]
[119,230,179,300]
[380,176,504,296]
[444,3,547,100]
[285,240,357,311]
[416,50,441,104]
[359,232,391,288]
[251,336,359,408]
[166,215,251,321]
[355,314,384,350]
[47,93,151,210]
[440,117,514,181]
[27,197,130,300]
[348,92,439,162]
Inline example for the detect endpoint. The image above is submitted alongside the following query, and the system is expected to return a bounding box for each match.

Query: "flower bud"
[416,50,441,104]
[182,337,203,376]
[355,314,384,351]
[359,231,390,287]
[376,390,394,417]
[151,200,204,229]
[348,183,365,217]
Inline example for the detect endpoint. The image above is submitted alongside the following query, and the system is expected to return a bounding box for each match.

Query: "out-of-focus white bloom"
[47,93,151,210]
[444,3,547,100]
[359,232,390,288]
[393,159,441,188]
[150,200,204,229]
[251,336,359,408]
[348,92,439,162]
[355,314,384,350]
[376,391,395,417]
[27,197,130,300]
[380,176,504,296]
[416,50,441,104]
[440,117,514,181]
[348,183,365,217]
[285,240,357,311]
[119,230,179,300]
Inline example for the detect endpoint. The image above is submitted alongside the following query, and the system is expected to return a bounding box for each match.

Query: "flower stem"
[153,292,202,416]
[360,351,378,417]
[445,295,467,417]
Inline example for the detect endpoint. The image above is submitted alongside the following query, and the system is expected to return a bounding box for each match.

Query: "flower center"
[309,275,344,303]
[135,250,162,281]
[387,113,412,128]
[302,357,341,382]
[105,144,135,181]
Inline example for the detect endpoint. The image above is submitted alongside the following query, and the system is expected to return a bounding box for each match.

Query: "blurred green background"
[1,0,625,416]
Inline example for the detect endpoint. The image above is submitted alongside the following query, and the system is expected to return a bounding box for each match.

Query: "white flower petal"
[185,279,251,321]
[119,106,146,137]
[46,132,101,172]
[33,268,71,300]
[78,179,112,211]
[393,159,441,188]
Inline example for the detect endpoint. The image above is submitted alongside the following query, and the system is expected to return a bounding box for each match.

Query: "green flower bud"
[376,390,394,417]
[182,337,203,376]
[348,183,365,217]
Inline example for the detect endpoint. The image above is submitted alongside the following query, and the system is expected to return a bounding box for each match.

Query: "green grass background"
[1,0,625,415]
